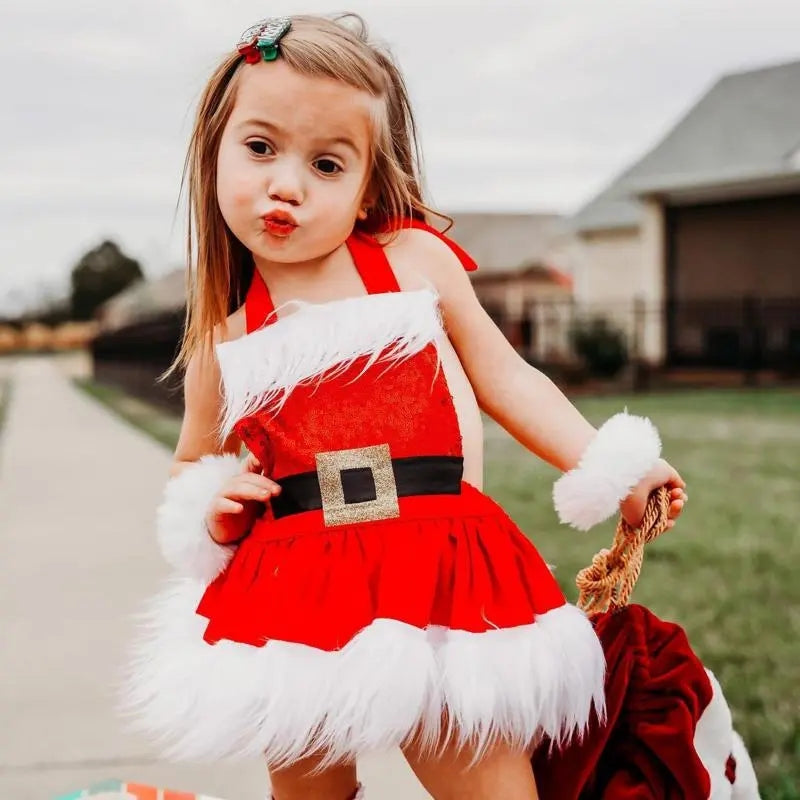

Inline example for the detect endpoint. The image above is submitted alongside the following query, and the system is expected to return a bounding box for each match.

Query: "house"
[569,59,800,369]
[445,212,574,361]
[96,269,186,330]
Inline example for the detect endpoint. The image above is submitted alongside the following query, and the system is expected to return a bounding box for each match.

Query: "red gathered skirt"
[196,482,567,650]
[125,481,605,765]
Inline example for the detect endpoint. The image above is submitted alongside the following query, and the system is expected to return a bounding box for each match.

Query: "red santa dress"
[120,224,606,768]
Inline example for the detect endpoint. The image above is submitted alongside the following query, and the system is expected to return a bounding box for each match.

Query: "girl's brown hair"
[164,13,444,380]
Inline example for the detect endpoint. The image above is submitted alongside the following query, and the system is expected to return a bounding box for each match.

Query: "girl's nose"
[267,164,304,206]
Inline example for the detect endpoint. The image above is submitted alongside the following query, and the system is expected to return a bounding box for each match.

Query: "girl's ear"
[358,180,379,221]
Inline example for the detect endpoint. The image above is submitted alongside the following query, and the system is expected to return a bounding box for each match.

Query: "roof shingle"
[571,59,800,233]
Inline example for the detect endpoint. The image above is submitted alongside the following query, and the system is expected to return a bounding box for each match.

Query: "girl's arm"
[171,334,242,474]
[404,229,686,530]
[407,231,594,468]
[156,325,279,583]
[171,321,272,471]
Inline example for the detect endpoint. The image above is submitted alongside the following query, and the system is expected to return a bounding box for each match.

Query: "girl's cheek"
[218,168,257,211]
[231,184,255,208]
[218,146,254,199]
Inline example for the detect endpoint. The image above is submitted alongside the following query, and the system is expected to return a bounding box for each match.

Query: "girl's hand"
[205,453,282,545]
[620,458,688,531]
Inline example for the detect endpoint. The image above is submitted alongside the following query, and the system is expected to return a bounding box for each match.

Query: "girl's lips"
[262,211,298,238]
[263,219,297,237]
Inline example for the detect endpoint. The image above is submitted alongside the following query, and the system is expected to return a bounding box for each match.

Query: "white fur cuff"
[156,453,243,583]
[553,411,662,531]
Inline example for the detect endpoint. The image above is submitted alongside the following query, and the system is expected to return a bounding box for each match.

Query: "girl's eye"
[314,158,342,175]
[246,141,273,156]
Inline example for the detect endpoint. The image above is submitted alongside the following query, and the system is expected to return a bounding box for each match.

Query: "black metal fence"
[90,295,800,413]
[91,309,186,413]
[665,296,800,370]
[489,295,800,370]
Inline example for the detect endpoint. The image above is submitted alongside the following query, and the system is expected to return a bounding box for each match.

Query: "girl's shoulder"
[182,311,245,391]
[215,306,248,347]
[381,226,474,299]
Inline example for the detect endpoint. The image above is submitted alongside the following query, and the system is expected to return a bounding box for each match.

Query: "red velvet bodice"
[231,229,463,480]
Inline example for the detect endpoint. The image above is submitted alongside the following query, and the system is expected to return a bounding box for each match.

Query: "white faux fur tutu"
[119,572,605,768]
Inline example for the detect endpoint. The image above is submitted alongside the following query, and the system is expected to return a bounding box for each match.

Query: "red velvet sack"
[533,604,714,800]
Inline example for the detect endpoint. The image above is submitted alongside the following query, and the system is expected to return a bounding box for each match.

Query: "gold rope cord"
[576,486,672,615]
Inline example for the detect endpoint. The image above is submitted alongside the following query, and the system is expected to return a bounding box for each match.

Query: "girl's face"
[216,59,375,269]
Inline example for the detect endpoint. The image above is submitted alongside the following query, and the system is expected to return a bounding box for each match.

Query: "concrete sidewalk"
[0,356,428,800]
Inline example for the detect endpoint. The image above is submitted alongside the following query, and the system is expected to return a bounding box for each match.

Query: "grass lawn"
[77,378,800,797]
[73,378,183,449]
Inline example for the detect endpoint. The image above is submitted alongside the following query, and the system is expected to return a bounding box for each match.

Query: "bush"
[569,316,629,378]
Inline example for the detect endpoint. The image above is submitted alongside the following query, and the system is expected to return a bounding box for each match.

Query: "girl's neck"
[253,242,343,288]
[252,239,366,305]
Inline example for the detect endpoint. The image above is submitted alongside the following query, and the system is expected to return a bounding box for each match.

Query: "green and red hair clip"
[237,17,291,63]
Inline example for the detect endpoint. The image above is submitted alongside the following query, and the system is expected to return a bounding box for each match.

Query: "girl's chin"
[251,237,313,266]
[260,229,296,244]
[252,231,299,256]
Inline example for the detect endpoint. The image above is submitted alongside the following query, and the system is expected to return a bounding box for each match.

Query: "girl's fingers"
[669,488,688,504]
[237,473,282,495]
[242,453,262,473]
[668,499,685,518]
[224,473,281,497]
[225,484,278,502]
[661,462,685,490]
[212,498,244,515]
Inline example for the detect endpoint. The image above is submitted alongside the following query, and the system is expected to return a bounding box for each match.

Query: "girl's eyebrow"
[237,118,280,133]
[318,136,362,157]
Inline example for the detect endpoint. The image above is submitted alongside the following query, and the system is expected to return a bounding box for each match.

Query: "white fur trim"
[117,583,605,768]
[156,454,242,583]
[730,730,760,799]
[694,669,761,799]
[695,669,735,799]
[215,289,443,438]
[552,410,662,531]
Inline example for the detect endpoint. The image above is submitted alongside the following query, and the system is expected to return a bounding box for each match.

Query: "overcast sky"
[2,0,800,314]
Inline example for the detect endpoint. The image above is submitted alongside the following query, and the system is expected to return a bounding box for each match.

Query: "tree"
[70,240,144,321]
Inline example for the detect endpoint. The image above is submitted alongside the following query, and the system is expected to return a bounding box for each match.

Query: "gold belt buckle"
[315,443,400,527]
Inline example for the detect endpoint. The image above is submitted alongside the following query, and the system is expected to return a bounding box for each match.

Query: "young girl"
[121,13,687,800]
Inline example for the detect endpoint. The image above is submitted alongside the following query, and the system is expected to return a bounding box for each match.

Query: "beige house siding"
[571,228,641,304]
[639,201,667,364]
[568,210,666,365]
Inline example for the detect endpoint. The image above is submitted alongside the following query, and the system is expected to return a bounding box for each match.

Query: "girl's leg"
[402,736,539,800]
[268,753,360,800]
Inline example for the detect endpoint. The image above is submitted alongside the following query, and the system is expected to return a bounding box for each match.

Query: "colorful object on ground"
[237,17,291,63]
[53,780,225,800]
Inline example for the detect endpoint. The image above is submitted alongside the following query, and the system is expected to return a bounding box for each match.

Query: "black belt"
[271,455,464,520]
